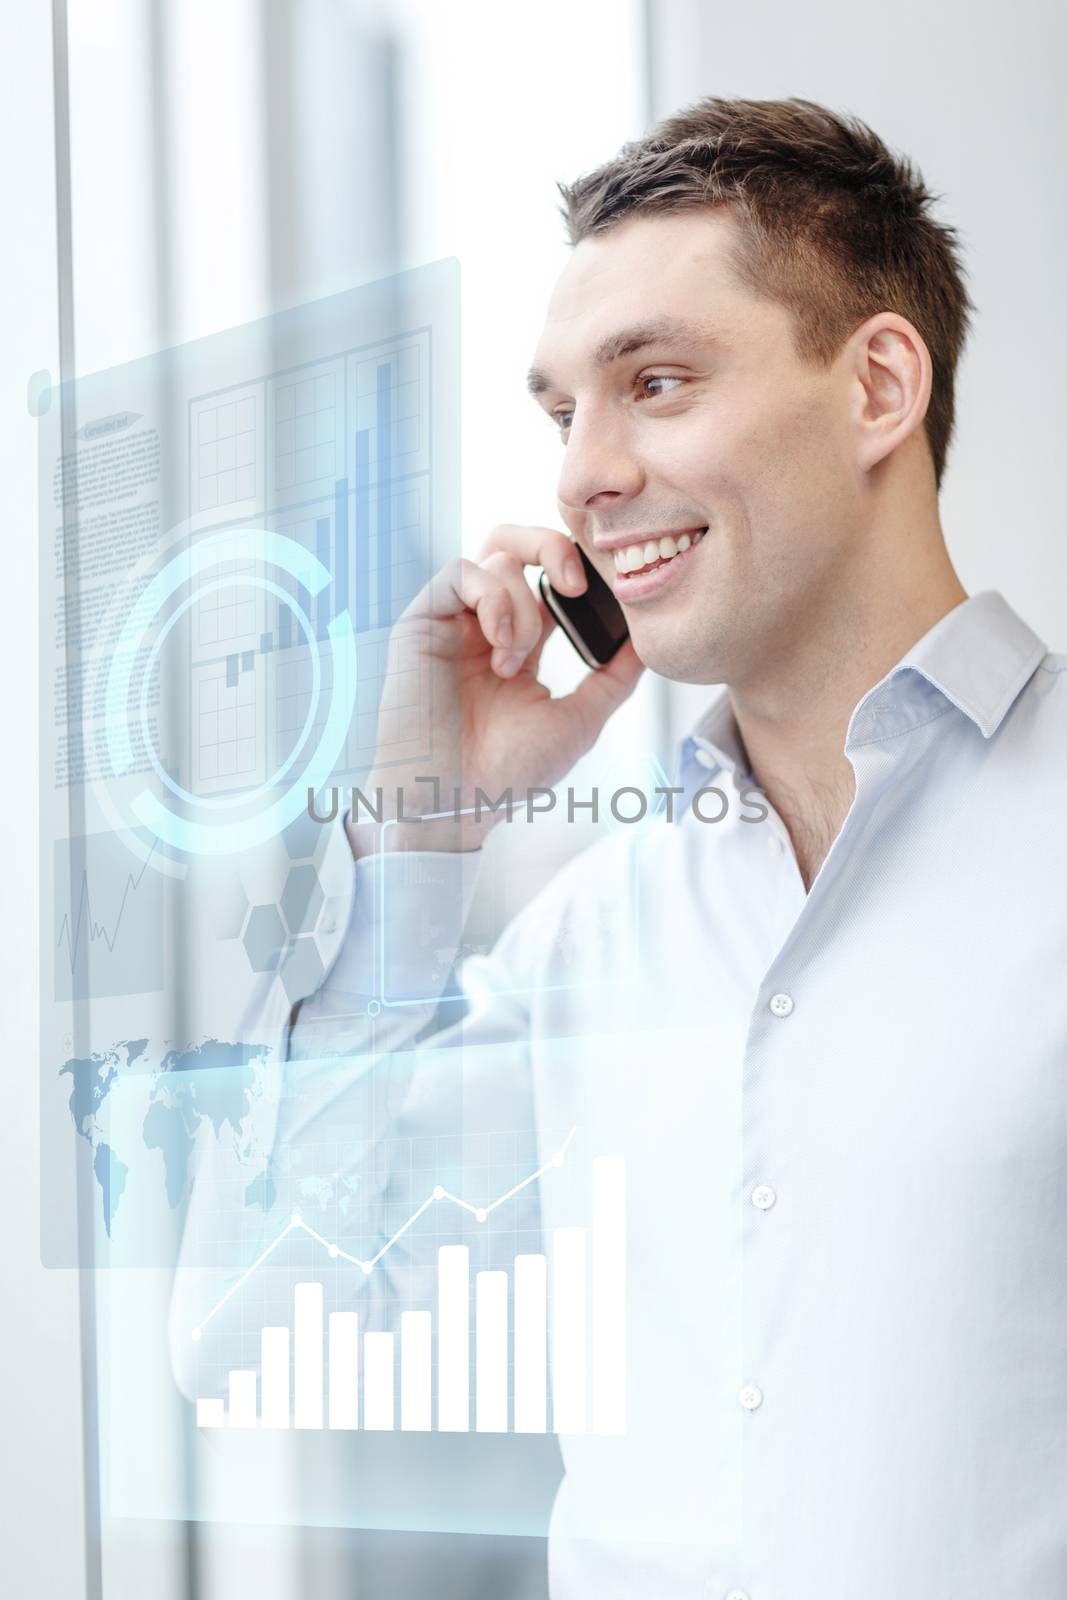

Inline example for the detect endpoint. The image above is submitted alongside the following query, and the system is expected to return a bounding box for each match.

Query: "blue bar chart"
[188,331,434,797]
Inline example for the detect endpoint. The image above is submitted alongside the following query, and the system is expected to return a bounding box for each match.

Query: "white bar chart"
[227,1370,257,1429]
[294,1282,324,1429]
[328,1313,359,1429]
[192,1131,628,1436]
[514,1253,547,1432]
[401,1311,431,1431]
[551,1227,587,1434]
[592,1153,627,1433]
[261,1327,290,1428]
[196,1396,224,1429]
[475,1271,508,1432]
[363,1333,394,1430]
[437,1245,469,1432]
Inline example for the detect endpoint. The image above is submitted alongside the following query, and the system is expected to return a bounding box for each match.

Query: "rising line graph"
[191,1125,577,1340]
[54,832,164,1000]
[56,834,160,972]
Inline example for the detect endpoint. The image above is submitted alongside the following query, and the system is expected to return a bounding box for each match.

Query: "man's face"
[528,208,863,686]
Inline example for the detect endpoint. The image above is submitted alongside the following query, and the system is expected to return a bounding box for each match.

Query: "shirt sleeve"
[286,841,490,1061]
[168,832,538,1401]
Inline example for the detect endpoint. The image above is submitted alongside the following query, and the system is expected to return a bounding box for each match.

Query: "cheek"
[734,393,847,520]
[688,400,850,577]
[774,380,850,466]
[653,413,758,501]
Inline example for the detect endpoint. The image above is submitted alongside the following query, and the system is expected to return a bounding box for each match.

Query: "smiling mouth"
[611,527,707,577]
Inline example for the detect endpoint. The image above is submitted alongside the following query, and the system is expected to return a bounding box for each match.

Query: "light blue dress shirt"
[175,590,1067,1599]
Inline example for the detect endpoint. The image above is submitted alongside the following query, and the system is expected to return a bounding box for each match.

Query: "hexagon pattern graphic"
[280,863,324,936]
[220,821,338,990]
[281,809,328,862]
[243,903,287,972]
[280,934,325,1003]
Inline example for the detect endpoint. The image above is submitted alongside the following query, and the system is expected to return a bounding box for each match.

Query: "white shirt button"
[768,992,794,1017]
[766,832,784,856]
[739,1384,763,1411]
[694,746,717,769]
[724,1591,751,1600]
[751,1184,776,1210]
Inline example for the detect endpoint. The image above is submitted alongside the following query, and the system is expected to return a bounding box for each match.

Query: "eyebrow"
[525,315,719,399]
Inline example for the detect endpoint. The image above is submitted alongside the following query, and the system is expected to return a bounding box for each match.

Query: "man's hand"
[347,525,644,856]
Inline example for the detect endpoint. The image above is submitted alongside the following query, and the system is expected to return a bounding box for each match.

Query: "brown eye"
[638,375,685,399]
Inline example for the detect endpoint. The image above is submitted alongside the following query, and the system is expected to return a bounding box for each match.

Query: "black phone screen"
[539,544,630,668]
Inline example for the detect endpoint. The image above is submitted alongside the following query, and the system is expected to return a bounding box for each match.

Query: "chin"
[629,627,724,686]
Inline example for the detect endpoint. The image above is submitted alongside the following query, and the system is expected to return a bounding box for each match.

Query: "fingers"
[394,555,543,678]
[478,550,552,677]
[556,638,645,743]
[476,524,587,598]
[394,527,588,681]
[419,557,517,653]
[521,600,562,680]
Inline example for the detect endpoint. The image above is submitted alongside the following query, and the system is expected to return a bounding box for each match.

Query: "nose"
[555,401,644,516]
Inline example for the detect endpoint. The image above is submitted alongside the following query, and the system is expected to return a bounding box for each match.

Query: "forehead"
[529,208,769,388]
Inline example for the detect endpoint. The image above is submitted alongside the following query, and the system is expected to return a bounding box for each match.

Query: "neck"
[729,502,966,890]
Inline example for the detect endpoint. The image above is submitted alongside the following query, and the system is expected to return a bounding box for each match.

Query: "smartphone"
[539,543,630,668]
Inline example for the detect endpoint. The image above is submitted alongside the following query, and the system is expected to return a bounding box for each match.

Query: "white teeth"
[612,528,704,574]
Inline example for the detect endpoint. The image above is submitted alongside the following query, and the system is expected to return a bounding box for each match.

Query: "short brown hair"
[556,97,973,489]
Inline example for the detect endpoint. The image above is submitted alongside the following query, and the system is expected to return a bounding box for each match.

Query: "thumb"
[556,639,645,745]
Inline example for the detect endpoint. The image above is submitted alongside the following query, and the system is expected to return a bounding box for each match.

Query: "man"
[176,98,1067,1597]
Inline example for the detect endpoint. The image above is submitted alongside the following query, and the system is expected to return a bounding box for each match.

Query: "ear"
[847,312,933,475]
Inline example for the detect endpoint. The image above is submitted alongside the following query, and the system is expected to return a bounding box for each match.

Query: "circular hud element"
[100,527,357,857]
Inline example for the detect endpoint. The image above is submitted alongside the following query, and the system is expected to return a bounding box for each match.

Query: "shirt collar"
[675,689,751,788]
[673,590,1047,783]
[886,589,1047,740]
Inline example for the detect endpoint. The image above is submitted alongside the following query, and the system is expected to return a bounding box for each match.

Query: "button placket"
[741,980,791,1584]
